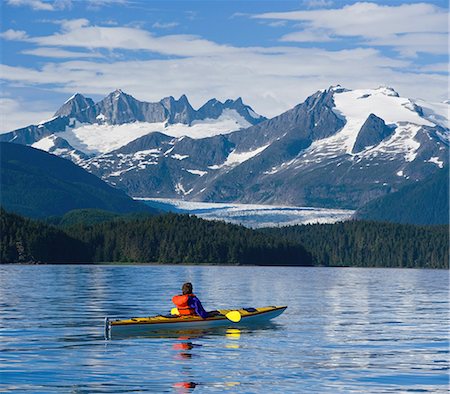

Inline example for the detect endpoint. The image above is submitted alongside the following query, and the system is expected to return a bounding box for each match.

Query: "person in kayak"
[172,282,208,319]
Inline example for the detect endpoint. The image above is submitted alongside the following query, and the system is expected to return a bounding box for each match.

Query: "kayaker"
[172,282,208,319]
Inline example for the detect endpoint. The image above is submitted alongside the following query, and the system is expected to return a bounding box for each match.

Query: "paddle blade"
[225,310,241,323]
[171,307,179,315]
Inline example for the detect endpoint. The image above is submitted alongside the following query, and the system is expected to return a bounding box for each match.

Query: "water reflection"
[170,328,245,391]
[0,266,448,393]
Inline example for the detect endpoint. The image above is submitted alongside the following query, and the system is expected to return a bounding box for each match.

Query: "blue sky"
[0,0,448,132]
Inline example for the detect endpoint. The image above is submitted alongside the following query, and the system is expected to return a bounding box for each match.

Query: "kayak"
[105,305,287,338]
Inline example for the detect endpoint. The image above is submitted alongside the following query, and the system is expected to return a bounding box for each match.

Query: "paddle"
[171,308,241,323]
[218,309,241,323]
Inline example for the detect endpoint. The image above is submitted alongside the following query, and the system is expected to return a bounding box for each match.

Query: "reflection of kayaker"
[172,282,208,319]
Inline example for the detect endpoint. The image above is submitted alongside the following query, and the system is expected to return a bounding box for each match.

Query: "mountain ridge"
[1,85,448,210]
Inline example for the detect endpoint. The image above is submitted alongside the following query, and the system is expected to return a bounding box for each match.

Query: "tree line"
[0,208,310,265]
[262,221,448,269]
[1,208,447,268]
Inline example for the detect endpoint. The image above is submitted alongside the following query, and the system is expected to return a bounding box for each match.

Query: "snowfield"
[137,198,355,228]
[55,109,251,155]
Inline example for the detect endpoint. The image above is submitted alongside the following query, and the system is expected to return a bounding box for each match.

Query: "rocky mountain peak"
[54,93,94,118]
[197,97,266,125]
[104,89,135,102]
[159,94,196,124]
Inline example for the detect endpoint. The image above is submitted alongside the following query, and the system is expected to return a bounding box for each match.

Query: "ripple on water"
[0,265,448,393]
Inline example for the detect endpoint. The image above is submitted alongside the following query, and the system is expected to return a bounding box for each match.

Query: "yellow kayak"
[105,306,287,338]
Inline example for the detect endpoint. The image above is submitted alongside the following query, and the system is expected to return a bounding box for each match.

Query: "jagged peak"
[205,98,221,105]
[101,89,137,102]
[224,97,245,107]
[160,95,192,106]
[55,93,94,117]
[63,92,87,104]
[111,89,129,98]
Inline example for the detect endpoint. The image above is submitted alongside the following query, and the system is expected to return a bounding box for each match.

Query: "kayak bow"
[105,305,287,339]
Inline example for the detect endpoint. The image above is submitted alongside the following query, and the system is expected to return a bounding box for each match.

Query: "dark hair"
[182,282,193,295]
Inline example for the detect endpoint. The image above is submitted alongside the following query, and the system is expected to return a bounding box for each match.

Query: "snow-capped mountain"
[0,90,265,162]
[1,86,448,209]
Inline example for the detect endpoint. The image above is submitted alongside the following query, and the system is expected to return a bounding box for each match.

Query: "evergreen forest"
[262,221,448,269]
[1,208,447,268]
[0,209,310,266]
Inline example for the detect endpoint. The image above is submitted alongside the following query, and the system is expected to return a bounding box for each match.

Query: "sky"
[0,0,448,133]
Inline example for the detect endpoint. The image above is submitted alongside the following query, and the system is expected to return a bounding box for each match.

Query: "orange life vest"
[172,294,196,315]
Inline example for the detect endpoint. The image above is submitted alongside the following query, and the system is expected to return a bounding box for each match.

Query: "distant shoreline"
[1,262,447,270]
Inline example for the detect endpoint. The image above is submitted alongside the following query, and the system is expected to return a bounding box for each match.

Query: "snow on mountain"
[2,86,448,210]
[185,85,448,208]
[213,144,270,168]
[166,109,252,138]
[331,86,433,154]
[263,86,446,175]
[3,92,263,157]
[412,99,449,129]
[44,109,251,156]
[32,135,56,151]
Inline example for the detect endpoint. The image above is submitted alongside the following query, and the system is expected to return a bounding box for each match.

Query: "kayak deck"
[105,305,287,338]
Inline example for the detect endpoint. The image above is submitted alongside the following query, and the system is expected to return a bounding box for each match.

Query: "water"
[0,265,448,393]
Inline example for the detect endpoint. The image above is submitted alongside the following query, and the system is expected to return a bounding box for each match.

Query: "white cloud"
[86,0,127,9]
[6,0,126,11]
[417,63,449,73]
[1,29,29,40]
[59,18,90,31]
[0,97,53,133]
[152,22,179,29]
[263,21,288,28]
[22,47,103,58]
[0,10,448,131]
[303,0,333,9]
[255,2,449,56]
[6,0,71,11]
[0,44,447,121]
[370,33,448,57]
[280,29,334,42]
[22,20,233,57]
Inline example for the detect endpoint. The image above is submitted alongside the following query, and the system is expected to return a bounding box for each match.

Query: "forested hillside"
[0,142,154,218]
[263,221,448,269]
[2,208,447,268]
[355,169,449,225]
[1,209,311,265]
[0,209,89,263]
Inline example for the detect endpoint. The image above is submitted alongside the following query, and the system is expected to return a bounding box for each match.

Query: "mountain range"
[1,86,448,210]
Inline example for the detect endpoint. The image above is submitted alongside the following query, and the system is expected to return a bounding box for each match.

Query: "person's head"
[182,282,193,295]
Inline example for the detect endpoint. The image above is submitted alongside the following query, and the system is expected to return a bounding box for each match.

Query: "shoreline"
[1,262,447,270]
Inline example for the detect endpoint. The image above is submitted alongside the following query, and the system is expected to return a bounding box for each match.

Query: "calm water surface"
[0,265,448,393]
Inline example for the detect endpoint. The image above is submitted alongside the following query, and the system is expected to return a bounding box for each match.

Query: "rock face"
[1,86,448,209]
[352,114,396,153]
[54,93,95,118]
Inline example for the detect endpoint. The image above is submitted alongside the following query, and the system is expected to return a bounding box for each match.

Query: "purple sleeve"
[188,296,208,319]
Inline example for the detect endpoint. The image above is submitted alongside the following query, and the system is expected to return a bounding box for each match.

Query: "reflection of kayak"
[105,306,287,338]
